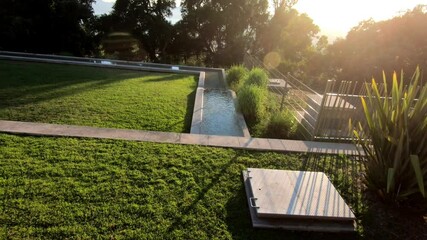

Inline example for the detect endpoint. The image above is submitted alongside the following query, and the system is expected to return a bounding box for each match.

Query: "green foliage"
[265,110,297,139]
[237,85,267,124]
[329,6,427,85]
[107,0,175,61]
[0,133,360,239]
[0,0,97,56]
[244,67,269,88]
[226,65,248,92]
[257,7,320,78]
[179,0,269,66]
[352,67,427,203]
[0,60,197,133]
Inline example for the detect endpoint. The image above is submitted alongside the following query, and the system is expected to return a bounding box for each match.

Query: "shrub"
[237,85,267,124]
[265,110,297,139]
[244,68,269,88]
[351,67,427,204]
[226,65,248,92]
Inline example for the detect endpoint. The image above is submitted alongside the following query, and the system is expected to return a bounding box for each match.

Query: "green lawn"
[0,60,197,132]
[0,134,361,239]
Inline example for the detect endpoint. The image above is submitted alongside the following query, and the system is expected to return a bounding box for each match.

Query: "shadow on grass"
[153,74,197,133]
[0,61,146,108]
[183,87,196,133]
[0,61,197,113]
[357,195,427,240]
[145,73,198,83]
[166,152,239,234]
[301,153,363,215]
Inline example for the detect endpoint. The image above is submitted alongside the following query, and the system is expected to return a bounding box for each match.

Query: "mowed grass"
[0,134,361,239]
[0,60,197,132]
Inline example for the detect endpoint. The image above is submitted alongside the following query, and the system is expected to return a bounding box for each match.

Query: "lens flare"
[263,52,281,69]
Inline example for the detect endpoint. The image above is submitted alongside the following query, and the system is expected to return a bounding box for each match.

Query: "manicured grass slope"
[0,61,197,132]
[0,134,359,239]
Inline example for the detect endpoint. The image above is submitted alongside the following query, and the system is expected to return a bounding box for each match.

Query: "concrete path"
[0,120,361,156]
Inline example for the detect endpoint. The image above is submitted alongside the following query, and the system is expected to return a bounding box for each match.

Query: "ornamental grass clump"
[265,110,297,139]
[237,85,267,124]
[226,65,248,92]
[351,67,427,204]
[244,67,269,88]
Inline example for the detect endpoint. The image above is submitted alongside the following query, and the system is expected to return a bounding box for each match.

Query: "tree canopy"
[176,0,269,66]
[257,7,320,76]
[0,0,96,56]
[327,5,427,85]
[99,0,175,61]
[1,1,425,88]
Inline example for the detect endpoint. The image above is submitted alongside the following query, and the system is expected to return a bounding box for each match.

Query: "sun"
[294,0,425,39]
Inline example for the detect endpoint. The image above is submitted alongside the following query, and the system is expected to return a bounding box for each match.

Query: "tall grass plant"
[244,67,269,88]
[226,65,248,92]
[237,85,267,124]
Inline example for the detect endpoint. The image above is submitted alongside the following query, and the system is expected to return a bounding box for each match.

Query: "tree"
[0,0,97,56]
[327,5,427,85]
[272,0,298,13]
[257,7,320,76]
[178,0,269,66]
[164,20,205,65]
[104,0,175,61]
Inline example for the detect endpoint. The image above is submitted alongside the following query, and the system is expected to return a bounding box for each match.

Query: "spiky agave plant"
[351,67,427,203]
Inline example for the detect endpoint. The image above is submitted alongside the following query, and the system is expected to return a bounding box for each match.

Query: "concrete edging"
[0,55,201,75]
[0,120,363,156]
[190,72,205,134]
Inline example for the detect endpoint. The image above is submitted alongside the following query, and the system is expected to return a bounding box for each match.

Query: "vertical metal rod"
[280,92,285,111]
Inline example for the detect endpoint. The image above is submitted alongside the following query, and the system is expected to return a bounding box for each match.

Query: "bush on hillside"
[244,68,269,88]
[226,65,248,92]
[237,85,267,124]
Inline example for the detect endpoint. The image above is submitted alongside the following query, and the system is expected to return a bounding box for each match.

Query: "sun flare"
[294,0,425,38]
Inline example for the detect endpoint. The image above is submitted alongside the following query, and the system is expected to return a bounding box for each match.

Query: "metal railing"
[242,54,415,142]
[314,80,366,141]
[243,53,322,140]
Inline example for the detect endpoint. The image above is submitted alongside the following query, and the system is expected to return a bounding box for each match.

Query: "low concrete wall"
[190,72,205,134]
[0,50,224,77]
[0,54,200,75]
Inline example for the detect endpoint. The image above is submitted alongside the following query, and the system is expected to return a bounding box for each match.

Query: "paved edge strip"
[0,120,362,156]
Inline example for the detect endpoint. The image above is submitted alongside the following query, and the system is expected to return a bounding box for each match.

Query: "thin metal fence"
[314,80,366,141]
[243,54,405,142]
[243,53,321,140]
[313,80,419,141]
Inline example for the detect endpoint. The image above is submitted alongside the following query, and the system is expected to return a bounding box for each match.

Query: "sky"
[92,0,426,40]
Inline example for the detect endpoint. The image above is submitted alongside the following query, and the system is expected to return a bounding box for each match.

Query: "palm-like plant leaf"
[351,67,427,203]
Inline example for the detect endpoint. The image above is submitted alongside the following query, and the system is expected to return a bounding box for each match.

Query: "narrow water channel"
[201,89,244,136]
